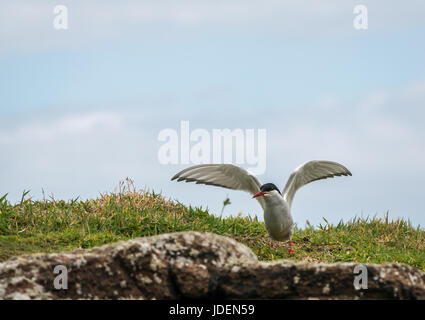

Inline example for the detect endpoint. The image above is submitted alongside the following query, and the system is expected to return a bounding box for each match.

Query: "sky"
[1,1,425,228]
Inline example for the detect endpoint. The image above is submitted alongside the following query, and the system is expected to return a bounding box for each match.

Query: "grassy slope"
[0,185,424,271]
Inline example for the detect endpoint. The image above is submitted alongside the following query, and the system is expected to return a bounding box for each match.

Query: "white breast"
[263,191,294,241]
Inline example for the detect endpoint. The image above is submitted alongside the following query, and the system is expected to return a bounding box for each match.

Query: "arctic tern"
[171,160,352,254]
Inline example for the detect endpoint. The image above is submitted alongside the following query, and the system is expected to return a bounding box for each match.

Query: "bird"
[171,160,352,254]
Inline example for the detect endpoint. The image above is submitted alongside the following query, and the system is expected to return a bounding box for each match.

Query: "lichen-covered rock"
[218,261,425,299]
[0,231,257,300]
[0,231,424,299]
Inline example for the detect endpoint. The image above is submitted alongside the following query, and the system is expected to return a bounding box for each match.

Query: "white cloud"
[0,112,124,143]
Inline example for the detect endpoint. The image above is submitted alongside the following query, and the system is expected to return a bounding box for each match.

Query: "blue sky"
[1,1,425,227]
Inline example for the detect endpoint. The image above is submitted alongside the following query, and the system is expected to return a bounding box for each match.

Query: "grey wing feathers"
[171,164,265,208]
[283,160,352,208]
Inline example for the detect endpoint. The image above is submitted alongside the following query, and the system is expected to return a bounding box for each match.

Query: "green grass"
[1,181,424,270]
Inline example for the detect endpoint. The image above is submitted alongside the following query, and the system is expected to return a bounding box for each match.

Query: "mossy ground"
[1,180,424,270]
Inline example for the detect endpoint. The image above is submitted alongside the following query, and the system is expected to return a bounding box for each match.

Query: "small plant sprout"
[220,196,231,218]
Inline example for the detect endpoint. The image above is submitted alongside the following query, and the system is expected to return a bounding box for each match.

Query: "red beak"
[253,191,266,198]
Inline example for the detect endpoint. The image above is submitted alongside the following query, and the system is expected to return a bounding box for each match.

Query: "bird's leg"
[288,240,295,254]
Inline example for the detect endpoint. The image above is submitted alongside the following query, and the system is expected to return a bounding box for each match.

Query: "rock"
[218,261,425,299]
[0,231,424,299]
[0,231,256,300]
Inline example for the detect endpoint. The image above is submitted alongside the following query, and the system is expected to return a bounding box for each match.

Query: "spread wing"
[283,160,352,209]
[171,164,265,209]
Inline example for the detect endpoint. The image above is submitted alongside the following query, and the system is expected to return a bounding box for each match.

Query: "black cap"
[260,183,281,195]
